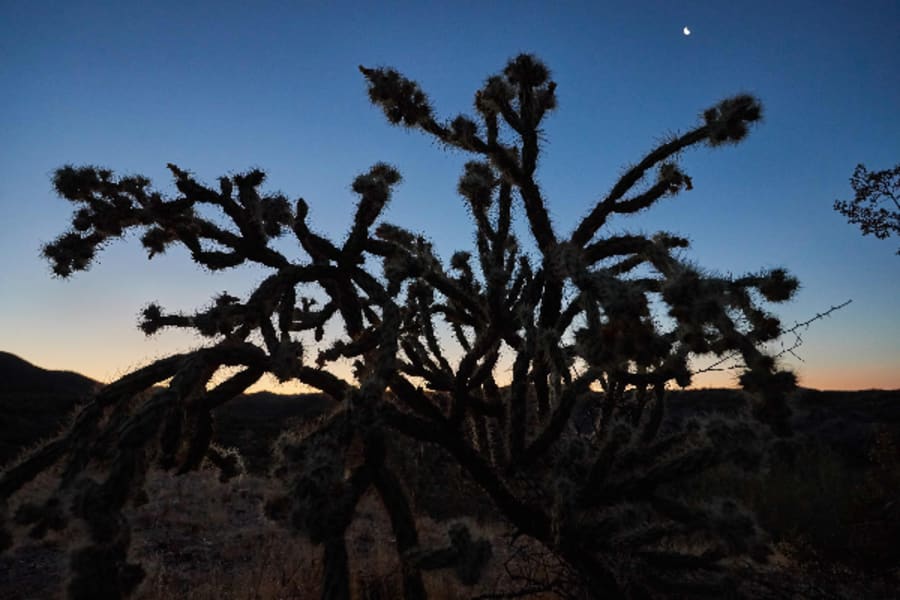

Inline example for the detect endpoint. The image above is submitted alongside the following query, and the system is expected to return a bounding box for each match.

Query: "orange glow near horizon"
[17,348,897,394]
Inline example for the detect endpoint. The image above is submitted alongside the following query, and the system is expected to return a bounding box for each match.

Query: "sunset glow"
[2,1,898,392]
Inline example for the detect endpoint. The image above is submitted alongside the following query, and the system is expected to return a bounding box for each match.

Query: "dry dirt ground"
[1,470,557,600]
[3,468,898,599]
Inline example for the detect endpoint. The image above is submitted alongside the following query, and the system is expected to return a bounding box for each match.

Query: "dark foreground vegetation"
[2,354,898,598]
[2,55,898,598]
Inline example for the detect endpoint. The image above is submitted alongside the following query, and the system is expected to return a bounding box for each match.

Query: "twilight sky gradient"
[1,1,898,392]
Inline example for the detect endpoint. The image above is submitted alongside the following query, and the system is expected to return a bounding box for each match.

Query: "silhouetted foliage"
[2,54,804,599]
[833,163,900,255]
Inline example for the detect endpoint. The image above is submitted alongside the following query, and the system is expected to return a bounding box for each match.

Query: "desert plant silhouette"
[2,54,803,599]
[833,162,900,255]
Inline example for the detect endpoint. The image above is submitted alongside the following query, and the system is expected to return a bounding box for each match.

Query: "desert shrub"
[675,427,900,580]
[754,439,858,556]
[748,428,900,575]
[2,54,805,599]
[833,162,900,255]
[844,427,900,572]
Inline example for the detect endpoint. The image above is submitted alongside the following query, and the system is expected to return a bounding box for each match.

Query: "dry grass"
[2,468,564,599]
[6,428,898,598]
[129,471,318,599]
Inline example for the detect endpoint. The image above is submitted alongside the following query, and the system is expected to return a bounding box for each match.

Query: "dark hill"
[0,351,99,396]
[1,351,897,472]
[666,386,900,465]
[0,352,101,467]
[0,352,334,471]
[213,391,335,473]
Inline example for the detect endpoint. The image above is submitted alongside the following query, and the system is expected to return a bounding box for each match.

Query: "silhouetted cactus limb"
[3,54,805,598]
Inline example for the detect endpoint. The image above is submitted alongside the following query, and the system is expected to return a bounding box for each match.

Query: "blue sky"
[1,0,898,390]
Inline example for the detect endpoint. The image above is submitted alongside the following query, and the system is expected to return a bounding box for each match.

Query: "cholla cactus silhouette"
[1,54,801,599]
[833,162,900,255]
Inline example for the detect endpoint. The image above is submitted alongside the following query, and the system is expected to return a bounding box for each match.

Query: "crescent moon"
[683,26,691,36]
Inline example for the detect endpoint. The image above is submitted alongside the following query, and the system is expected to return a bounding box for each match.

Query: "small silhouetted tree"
[2,55,801,599]
[834,163,900,254]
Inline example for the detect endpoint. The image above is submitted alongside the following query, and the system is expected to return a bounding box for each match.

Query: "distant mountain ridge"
[0,352,101,467]
[0,352,334,470]
[0,351,100,396]
[1,352,897,471]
